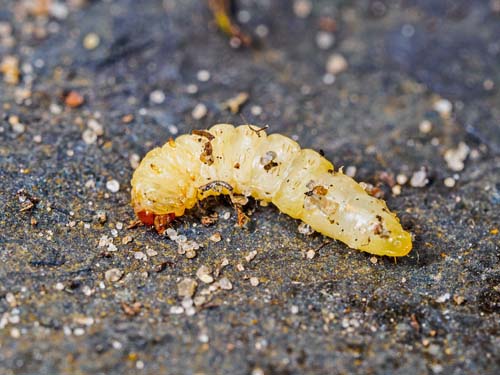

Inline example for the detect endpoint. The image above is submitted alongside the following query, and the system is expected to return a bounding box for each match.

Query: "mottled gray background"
[0,0,499,374]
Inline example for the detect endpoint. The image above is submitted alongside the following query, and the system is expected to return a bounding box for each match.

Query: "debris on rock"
[410,168,429,187]
[104,268,124,283]
[196,265,214,284]
[177,278,198,298]
[444,142,469,172]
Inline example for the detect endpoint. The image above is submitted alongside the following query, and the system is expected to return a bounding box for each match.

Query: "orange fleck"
[122,114,134,123]
[490,228,499,235]
[65,91,85,108]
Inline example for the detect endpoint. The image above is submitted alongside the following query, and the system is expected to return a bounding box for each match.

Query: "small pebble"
[196,265,214,284]
[245,250,257,262]
[87,119,103,135]
[169,306,184,314]
[10,327,21,338]
[255,24,269,38]
[177,278,198,297]
[290,305,299,314]
[83,33,100,50]
[396,174,408,185]
[370,256,378,264]
[453,295,465,305]
[236,263,245,272]
[316,31,334,49]
[145,248,157,257]
[186,84,198,94]
[444,142,469,172]
[326,53,348,75]
[95,210,107,223]
[196,70,211,82]
[106,179,120,193]
[483,79,494,91]
[129,153,140,169]
[306,249,315,259]
[6,293,17,307]
[219,277,233,290]
[436,292,451,303]
[198,333,209,343]
[298,222,314,235]
[104,268,123,283]
[252,368,265,375]
[0,55,20,84]
[392,185,402,196]
[121,235,133,245]
[250,277,260,286]
[150,90,165,104]
[293,0,312,18]
[444,177,456,188]
[167,124,179,135]
[192,103,207,120]
[251,105,262,116]
[12,122,25,134]
[134,251,146,260]
[322,73,335,85]
[419,120,433,134]
[410,168,429,188]
[433,98,452,118]
[209,232,222,242]
[345,165,357,177]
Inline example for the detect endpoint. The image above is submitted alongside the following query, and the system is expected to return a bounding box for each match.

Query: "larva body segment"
[131,124,412,257]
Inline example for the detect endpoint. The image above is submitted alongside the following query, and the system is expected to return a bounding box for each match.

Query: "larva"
[131,124,412,257]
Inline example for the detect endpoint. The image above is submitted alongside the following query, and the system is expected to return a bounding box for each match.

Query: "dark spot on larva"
[264,161,279,171]
[150,163,161,173]
[234,162,240,169]
[192,129,215,140]
[376,215,383,222]
[200,140,214,165]
[328,169,334,174]
[319,149,325,156]
[260,151,278,171]
[355,198,360,201]
[312,186,328,195]
[198,180,234,193]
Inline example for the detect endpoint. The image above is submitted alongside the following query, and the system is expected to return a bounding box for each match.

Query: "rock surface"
[0,1,499,374]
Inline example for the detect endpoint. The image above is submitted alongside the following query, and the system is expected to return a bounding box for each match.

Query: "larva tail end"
[382,229,413,257]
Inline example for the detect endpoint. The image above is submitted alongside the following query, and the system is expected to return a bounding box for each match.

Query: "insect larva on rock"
[131,124,412,257]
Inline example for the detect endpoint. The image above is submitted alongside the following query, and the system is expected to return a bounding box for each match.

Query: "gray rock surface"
[0,1,499,374]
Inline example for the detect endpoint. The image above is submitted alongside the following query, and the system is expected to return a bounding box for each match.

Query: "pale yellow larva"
[131,124,412,257]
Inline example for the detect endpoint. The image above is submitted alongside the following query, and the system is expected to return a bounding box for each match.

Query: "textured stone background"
[0,1,499,374]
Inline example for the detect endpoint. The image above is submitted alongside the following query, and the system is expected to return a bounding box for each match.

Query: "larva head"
[135,209,176,234]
